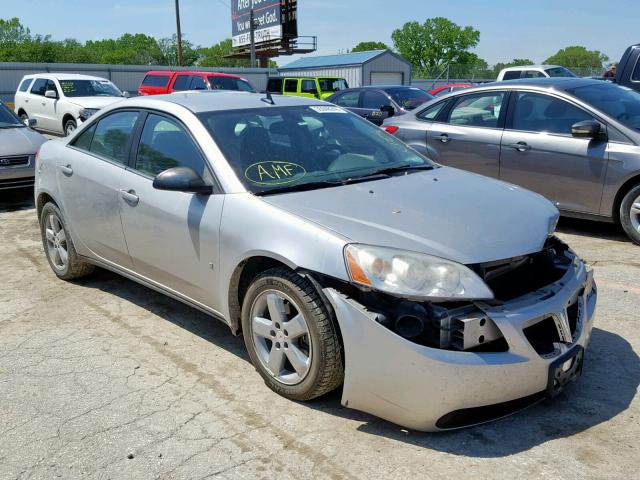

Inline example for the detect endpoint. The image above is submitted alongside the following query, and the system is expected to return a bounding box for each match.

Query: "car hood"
[0,127,47,156]
[67,97,124,109]
[261,167,559,265]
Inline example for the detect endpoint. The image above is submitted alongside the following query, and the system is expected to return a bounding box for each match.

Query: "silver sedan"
[383,78,640,245]
[34,92,596,431]
[0,102,47,190]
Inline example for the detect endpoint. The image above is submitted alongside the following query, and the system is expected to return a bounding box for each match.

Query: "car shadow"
[557,216,629,243]
[0,188,35,213]
[77,270,637,457]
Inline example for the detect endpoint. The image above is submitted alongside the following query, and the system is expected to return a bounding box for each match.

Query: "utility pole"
[175,0,184,67]
[249,8,256,68]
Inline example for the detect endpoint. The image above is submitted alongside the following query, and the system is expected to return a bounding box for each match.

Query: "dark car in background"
[326,85,433,126]
[614,44,640,93]
[383,78,640,244]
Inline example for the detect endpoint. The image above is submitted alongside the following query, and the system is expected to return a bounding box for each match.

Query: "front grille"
[471,237,571,302]
[0,177,35,189]
[0,155,30,167]
[523,295,581,356]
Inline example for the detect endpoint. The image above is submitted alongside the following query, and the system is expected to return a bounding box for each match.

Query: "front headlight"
[78,108,98,121]
[344,244,494,300]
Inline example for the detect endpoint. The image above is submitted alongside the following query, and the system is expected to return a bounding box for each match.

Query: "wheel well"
[227,256,292,335]
[613,174,640,223]
[36,193,58,221]
[17,108,26,116]
[62,113,76,129]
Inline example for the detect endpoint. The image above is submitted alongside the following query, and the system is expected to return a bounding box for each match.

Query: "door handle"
[510,141,531,152]
[438,134,451,143]
[60,164,73,176]
[119,189,139,206]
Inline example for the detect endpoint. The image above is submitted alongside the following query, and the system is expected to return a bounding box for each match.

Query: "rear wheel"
[64,118,77,136]
[40,202,94,280]
[241,268,343,401]
[620,184,640,245]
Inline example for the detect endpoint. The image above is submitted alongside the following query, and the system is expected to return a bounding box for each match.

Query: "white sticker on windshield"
[309,106,347,114]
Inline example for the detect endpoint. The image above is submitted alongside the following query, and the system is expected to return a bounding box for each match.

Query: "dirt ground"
[1,188,638,480]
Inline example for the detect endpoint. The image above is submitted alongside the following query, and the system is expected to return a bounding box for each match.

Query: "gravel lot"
[1,188,638,480]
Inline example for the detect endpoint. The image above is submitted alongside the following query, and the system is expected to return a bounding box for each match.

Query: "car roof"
[500,65,564,72]
[145,71,242,78]
[125,90,328,113]
[22,73,109,81]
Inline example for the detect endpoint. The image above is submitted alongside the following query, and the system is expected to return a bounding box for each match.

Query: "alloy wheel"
[630,194,640,233]
[250,290,312,385]
[45,213,68,270]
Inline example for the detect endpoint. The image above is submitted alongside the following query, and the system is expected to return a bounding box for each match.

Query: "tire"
[64,118,77,136]
[241,267,343,401]
[620,184,640,246]
[19,111,28,123]
[40,202,94,280]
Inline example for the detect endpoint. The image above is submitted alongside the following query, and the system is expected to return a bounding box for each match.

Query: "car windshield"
[58,79,122,97]
[568,83,640,131]
[199,105,433,194]
[0,103,24,128]
[384,87,433,110]
[208,76,256,93]
[545,67,576,78]
[318,78,348,92]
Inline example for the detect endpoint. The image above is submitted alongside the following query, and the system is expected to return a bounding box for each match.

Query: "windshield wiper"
[367,163,434,176]
[255,180,346,196]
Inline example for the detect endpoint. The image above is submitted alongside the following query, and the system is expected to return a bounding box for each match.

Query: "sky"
[5,0,640,67]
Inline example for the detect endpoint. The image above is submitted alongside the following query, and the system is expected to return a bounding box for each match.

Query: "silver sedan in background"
[383,78,640,245]
[34,92,596,431]
[0,102,47,190]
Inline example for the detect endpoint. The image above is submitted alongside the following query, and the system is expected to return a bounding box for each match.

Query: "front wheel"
[620,185,640,246]
[241,268,343,401]
[19,111,28,123]
[64,118,77,136]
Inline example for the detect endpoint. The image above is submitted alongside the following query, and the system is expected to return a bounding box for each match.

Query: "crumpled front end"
[324,240,597,431]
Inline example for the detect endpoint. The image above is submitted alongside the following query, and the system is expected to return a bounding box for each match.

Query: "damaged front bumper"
[324,250,596,431]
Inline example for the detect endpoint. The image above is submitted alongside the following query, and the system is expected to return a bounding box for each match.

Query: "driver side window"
[511,92,594,135]
[135,114,206,177]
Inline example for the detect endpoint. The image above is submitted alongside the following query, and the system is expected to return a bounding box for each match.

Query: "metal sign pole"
[175,0,183,67]
[249,8,256,68]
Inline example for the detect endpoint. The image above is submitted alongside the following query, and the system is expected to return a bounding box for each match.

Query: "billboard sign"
[232,0,283,48]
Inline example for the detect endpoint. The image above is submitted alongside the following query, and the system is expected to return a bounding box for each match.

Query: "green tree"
[351,41,389,52]
[544,46,608,69]
[391,17,480,77]
[196,39,276,68]
[158,35,199,66]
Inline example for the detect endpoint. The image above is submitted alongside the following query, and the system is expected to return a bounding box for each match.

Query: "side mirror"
[25,118,37,128]
[381,105,396,117]
[153,167,213,195]
[122,91,131,98]
[571,120,605,139]
[44,90,58,99]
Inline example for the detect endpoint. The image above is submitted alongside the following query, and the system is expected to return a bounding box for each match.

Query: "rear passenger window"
[189,76,207,90]
[417,102,446,121]
[72,124,96,151]
[447,92,505,128]
[502,71,521,80]
[135,114,205,177]
[523,70,545,78]
[142,75,170,87]
[334,91,360,108]
[89,111,140,164]
[301,79,317,94]
[284,79,298,93]
[31,79,48,96]
[18,79,32,92]
[362,90,391,109]
[172,75,191,91]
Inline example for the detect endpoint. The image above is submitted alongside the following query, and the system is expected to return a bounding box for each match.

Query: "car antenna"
[261,90,275,105]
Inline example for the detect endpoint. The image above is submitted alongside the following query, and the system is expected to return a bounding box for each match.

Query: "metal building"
[278,50,412,87]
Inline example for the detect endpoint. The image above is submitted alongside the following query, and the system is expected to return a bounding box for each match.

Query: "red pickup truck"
[138,71,256,96]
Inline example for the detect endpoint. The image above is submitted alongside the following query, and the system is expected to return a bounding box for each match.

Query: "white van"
[14,74,127,136]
